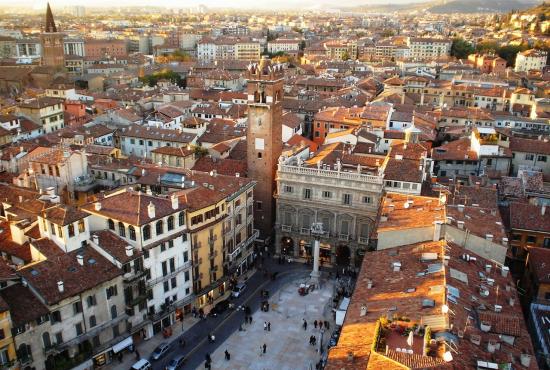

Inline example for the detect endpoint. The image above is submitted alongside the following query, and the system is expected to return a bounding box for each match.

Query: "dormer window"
[118,222,126,238]
[108,219,115,230]
[156,220,164,236]
[68,224,75,237]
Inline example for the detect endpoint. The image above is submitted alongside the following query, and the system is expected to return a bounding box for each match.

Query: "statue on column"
[310,222,324,285]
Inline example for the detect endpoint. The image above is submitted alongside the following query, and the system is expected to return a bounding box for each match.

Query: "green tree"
[450,38,475,59]
[341,51,351,61]
[497,44,529,66]
[476,40,499,53]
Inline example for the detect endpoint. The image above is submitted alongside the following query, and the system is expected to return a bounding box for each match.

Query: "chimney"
[57,281,64,293]
[509,297,515,306]
[392,262,401,272]
[485,264,492,273]
[77,255,83,266]
[457,220,464,230]
[501,265,509,277]
[125,245,134,257]
[542,205,546,216]
[92,234,99,245]
[360,305,367,316]
[433,221,443,241]
[235,172,240,177]
[18,195,23,203]
[148,202,156,219]
[458,204,464,212]
[94,202,102,211]
[485,234,493,242]
[171,194,179,210]
[367,280,373,289]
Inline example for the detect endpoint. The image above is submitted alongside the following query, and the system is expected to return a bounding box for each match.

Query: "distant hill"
[343,0,540,13]
[428,0,538,13]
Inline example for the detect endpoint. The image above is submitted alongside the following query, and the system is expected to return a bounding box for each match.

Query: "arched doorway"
[336,245,351,267]
[281,237,294,255]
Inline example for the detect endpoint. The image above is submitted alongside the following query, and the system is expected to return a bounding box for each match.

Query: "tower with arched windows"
[40,3,65,69]
[246,58,284,244]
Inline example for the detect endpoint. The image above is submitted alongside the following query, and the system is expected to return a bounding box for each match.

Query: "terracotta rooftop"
[91,230,141,264]
[0,283,49,327]
[43,205,89,226]
[19,246,122,305]
[509,201,550,233]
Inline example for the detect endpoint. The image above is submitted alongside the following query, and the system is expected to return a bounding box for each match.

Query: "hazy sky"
[0,0,425,10]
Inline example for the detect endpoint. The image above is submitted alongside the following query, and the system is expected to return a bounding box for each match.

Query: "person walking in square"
[267,322,271,331]
[303,319,307,330]
[225,350,231,361]
[264,321,267,331]
[263,343,267,354]
[325,320,330,330]
[314,320,318,329]
[319,321,323,330]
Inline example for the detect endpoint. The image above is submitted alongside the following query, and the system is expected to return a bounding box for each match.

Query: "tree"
[450,38,475,59]
[341,51,351,61]
[497,44,529,66]
[476,40,499,53]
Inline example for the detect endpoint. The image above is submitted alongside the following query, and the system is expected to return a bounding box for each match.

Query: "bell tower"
[40,3,65,69]
[246,58,284,244]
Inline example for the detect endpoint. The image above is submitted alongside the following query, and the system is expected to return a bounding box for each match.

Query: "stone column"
[310,237,320,284]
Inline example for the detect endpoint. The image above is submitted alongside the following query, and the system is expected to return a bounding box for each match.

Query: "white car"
[232,283,247,298]
[131,359,152,370]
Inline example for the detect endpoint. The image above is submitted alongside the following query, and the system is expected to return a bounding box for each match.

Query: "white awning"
[112,336,133,354]
[336,297,351,326]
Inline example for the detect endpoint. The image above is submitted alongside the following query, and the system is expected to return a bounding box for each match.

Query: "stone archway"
[336,245,351,267]
[281,237,294,255]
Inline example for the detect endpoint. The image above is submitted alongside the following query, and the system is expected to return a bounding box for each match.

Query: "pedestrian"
[205,353,211,363]
[267,322,271,331]
[319,321,323,330]
[314,320,318,329]
[225,350,231,361]
[303,319,307,330]
[135,349,140,360]
[264,321,267,331]
[309,336,313,345]
[325,321,330,330]
[263,343,267,354]
[249,316,253,324]
[312,336,317,346]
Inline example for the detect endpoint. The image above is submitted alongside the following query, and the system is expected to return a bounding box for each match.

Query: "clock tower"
[246,58,284,244]
[40,3,65,69]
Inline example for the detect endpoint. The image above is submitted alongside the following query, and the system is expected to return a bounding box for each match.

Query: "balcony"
[192,257,203,267]
[338,234,349,242]
[123,269,147,284]
[146,261,192,288]
[126,292,148,308]
[300,228,310,235]
[281,225,292,232]
[208,235,218,244]
[192,241,202,251]
[228,229,259,261]
[193,272,204,281]
[148,294,195,322]
[208,250,218,259]
[358,237,369,245]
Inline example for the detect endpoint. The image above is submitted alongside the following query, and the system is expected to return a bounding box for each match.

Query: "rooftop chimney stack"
[148,202,156,219]
[94,202,102,211]
[57,281,64,293]
[125,245,134,257]
[171,194,179,210]
[77,255,83,266]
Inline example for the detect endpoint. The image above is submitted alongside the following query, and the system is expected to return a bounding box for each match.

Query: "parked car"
[165,354,186,370]
[131,359,152,370]
[232,283,247,298]
[151,342,171,361]
[209,299,231,316]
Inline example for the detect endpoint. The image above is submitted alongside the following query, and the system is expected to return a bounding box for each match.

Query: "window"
[156,220,164,236]
[183,251,189,262]
[55,332,63,345]
[171,277,177,289]
[51,311,61,324]
[185,270,190,281]
[75,322,83,336]
[544,238,550,248]
[538,155,547,162]
[304,188,311,200]
[118,222,126,237]
[110,305,118,319]
[57,226,63,237]
[162,261,168,276]
[87,295,97,307]
[179,212,185,226]
[169,258,175,272]
[106,285,118,299]
[527,235,537,244]
[68,224,75,237]
[143,249,149,259]
[256,201,262,210]
[78,219,85,233]
[113,323,120,337]
[525,153,535,160]
[167,216,174,231]
[284,185,293,193]
[73,301,82,315]
[164,281,170,292]
[89,315,97,328]
[129,226,136,241]
[108,219,115,230]
[92,336,100,347]
[143,225,151,240]
[343,194,351,205]
[42,332,52,349]
[322,191,332,199]
[257,152,262,159]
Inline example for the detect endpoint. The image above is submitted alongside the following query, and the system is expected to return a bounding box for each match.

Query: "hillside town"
[0,1,546,370]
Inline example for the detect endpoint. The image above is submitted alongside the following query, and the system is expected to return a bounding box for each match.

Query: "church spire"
[45,3,57,33]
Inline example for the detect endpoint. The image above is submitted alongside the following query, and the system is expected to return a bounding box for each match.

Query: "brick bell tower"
[40,3,65,69]
[246,58,284,245]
